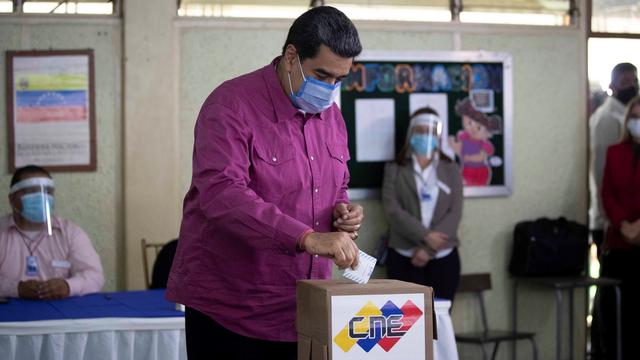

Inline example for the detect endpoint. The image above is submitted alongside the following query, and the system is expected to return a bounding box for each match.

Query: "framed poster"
[340,51,512,198]
[6,49,96,172]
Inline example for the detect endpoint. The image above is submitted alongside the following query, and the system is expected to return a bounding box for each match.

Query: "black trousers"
[592,249,640,360]
[185,307,297,360]
[386,247,461,301]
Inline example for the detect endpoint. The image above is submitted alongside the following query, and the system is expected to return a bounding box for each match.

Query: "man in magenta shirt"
[166,6,364,359]
[0,165,104,299]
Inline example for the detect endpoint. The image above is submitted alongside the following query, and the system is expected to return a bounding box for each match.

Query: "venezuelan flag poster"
[6,50,96,171]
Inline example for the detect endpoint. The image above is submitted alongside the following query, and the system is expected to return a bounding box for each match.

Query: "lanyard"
[16,228,48,256]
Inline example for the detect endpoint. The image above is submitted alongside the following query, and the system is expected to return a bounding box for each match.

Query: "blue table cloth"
[0,289,183,322]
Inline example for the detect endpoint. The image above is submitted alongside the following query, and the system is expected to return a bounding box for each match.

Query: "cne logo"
[333,300,423,353]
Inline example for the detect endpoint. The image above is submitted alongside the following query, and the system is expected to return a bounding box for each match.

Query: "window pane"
[460,0,571,26]
[0,1,13,13]
[23,1,114,15]
[591,0,640,34]
[327,2,450,22]
[588,38,640,93]
[178,0,451,21]
[178,3,307,18]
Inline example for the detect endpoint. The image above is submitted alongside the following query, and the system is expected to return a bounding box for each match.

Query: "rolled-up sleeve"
[193,101,311,254]
[335,165,350,205]
[65,224,104,296]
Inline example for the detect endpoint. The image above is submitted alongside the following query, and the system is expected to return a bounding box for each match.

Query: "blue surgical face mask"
[410,134,439,157]
[627,118,640,138]
[20,192,55,223]
[288,55,340,114]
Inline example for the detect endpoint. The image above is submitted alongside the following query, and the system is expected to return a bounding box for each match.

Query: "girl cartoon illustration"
[448,97,502,186]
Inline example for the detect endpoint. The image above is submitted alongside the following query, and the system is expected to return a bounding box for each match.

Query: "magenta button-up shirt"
[166,57,351,341]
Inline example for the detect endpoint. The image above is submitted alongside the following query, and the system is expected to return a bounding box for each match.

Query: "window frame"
[176,0,579,27]
[1,0,121,17]
[587,0,640,39]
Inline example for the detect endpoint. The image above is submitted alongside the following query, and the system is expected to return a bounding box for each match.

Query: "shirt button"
[272,156,277,162]
[310,156,315,161]
[315,221,319,226]
[340,155,344,159]
[314,188,319,193]
[314,255,318,258]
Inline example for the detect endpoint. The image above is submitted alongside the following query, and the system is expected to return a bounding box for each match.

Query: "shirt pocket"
[51,259,71,279]
[252,144,297,202]
[325,142,350,187]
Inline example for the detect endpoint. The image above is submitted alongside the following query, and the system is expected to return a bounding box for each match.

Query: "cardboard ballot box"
[297,279,435,360]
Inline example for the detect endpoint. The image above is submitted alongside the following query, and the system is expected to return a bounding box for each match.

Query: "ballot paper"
[342,250,376,284]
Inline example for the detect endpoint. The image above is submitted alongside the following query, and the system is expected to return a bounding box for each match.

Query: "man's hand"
[411,248,430,268]
[333,203,364,239]
[621,221,640,242]
[304,232,359,270]
[38,278,70,300]
[18,280,40,300]
[424,231,449,252]
[627,219,640,245]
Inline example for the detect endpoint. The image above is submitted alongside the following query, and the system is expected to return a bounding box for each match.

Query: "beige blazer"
[382,158,463,256]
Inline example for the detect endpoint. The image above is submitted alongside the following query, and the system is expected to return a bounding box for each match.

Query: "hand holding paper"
[342,250,376,284]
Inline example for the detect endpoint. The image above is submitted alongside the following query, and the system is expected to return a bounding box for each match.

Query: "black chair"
[141,238,178,289]
[455,273,538,360]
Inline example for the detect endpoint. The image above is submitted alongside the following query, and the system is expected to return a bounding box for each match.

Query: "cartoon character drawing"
[448,97,502,186]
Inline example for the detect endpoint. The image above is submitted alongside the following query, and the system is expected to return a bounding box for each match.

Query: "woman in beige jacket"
[382,107,463,300]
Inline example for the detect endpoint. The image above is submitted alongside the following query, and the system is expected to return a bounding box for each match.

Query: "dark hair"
[455,97,502,133]
[282,6,362,61]
[11,165,51,187]
[612,62,637,84]
[395,107,453,165]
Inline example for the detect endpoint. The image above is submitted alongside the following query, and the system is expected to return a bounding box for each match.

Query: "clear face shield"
[9,177,55,236]
[408,113,443,159]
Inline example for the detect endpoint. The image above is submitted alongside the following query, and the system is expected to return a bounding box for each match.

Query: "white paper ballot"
[342,250,376,285]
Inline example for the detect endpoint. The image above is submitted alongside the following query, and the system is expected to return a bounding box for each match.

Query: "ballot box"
[297,279,435,360]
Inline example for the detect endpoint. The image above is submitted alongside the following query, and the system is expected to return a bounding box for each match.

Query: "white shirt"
[395,155,454,259]
[22,230,41,241]
[589,96,626,230]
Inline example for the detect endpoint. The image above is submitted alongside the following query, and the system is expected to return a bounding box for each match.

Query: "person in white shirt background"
[0,165,104,299]
[589,62,639,251]
[382,107,464,301]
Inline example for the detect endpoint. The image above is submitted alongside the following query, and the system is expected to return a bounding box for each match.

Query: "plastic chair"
[455,273,538,360]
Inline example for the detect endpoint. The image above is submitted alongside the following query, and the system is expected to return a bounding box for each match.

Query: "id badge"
[420,188,432,201]
[26,255,38,276]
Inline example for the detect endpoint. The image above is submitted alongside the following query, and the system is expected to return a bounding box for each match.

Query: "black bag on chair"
[509,217,588,277]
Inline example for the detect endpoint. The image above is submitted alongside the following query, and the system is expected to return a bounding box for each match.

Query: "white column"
[123,0,180,289]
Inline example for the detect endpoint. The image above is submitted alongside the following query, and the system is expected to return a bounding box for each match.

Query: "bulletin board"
[340,51,512,199]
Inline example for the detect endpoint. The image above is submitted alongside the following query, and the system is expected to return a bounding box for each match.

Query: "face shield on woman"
[9,177,55,235]
[407,113,443,159]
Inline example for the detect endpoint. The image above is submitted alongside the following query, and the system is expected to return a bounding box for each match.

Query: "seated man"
[0,165,104,299]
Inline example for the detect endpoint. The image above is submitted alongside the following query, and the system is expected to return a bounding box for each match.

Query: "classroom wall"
[0,10,588,359]
[0,19,124,291]
[177,20,587,360]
